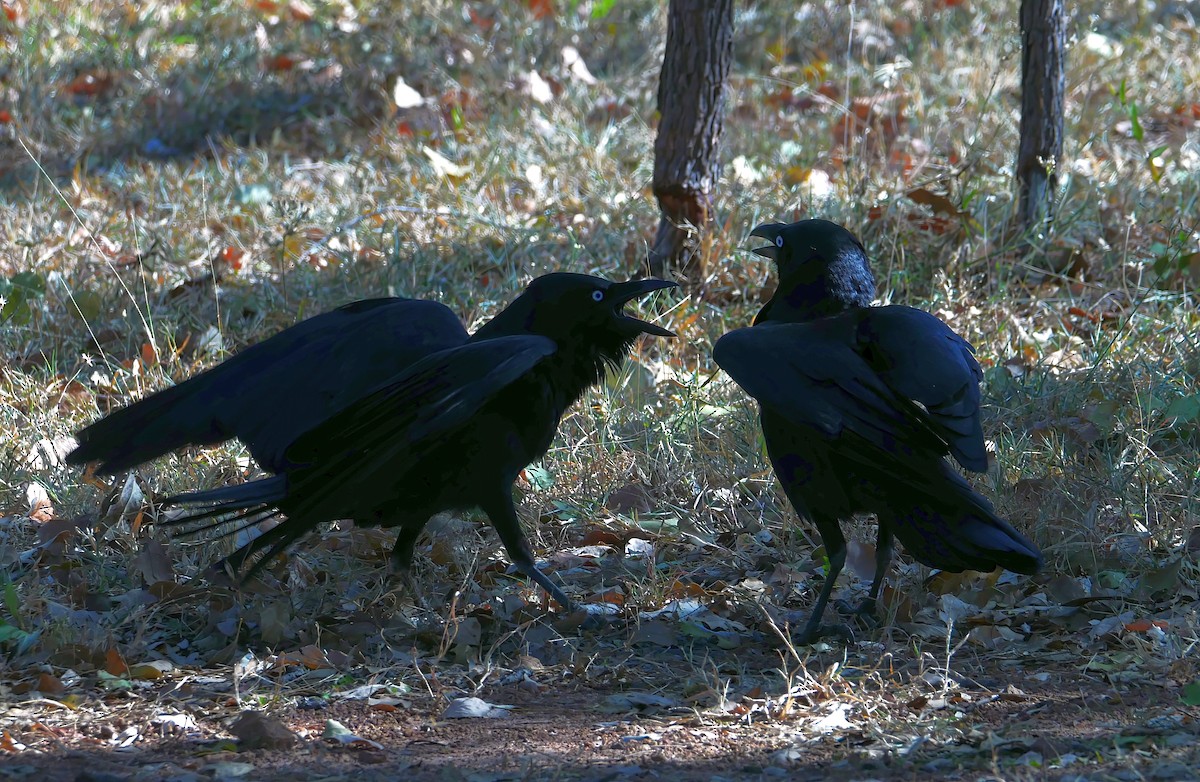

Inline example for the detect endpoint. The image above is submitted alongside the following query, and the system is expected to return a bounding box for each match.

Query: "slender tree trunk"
[646,0,734,281]
[1017,0,1066,236]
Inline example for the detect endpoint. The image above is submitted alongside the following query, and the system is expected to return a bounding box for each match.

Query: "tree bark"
[1017,0,1066,236]
[646,0,734,281]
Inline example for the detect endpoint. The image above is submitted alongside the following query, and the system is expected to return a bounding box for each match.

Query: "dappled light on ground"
[2,0,1199,779]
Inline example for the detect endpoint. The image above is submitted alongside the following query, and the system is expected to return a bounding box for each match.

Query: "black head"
[473,272,676,345]
[749,219,876,324]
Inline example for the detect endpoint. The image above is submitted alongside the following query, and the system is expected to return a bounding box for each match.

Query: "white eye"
[591,289,604,302]
[775,235,784,248]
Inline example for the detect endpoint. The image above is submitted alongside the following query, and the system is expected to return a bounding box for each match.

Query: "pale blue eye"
[775,236,784,248]
[592,290,604,302]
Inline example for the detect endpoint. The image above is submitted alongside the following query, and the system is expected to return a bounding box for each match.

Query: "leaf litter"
[2,0,1200,778]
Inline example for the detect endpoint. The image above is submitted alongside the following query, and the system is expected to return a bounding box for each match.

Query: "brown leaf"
[1124,618,1168,633]
[1185,526,1200,555]
[129,660,173,680]
[1030,416,1106,456]
[147,581,199,602]
[65,70,116,97]
[37,517,78,553]
[606,483,653,515]
[845,539,877,581]
[27,481,54,522]
[589,586,626,606]
[140,341,158,368]
[218,246,244,271]
[133,539,174,585]
[925,570,981,595]
[468,7,494,29]
[56,379,93,413]
[1044,574,1088,605]
[666,579,713,599]
[325,648,353,669]
[258,601,292,646]
[580,527,624,547]
[287,0,314,21]
[906,187,964,218]
[527,0,553,19]
[105,647,129,676]
[37,673,65,694]
[230,711,298,750]
[632,619,679,647]
[1139,558,1183,596]
[275,644,329,670]
[265,53,297,72]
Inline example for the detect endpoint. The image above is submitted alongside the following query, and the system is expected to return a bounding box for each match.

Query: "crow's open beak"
[607,279,677,337]
[749,222,787,260]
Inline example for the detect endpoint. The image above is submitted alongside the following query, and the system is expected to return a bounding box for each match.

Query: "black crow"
[73,274,675,611]
[714,219,1041,643]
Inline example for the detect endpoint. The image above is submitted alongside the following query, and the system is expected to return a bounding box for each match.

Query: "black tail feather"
[161,475,288,511]
[213,516,312,580]
[67,374,230,474]
[158,475,295,581]
[163,504,281,540]
[892,506,1042,575]
[885,460,1042,576]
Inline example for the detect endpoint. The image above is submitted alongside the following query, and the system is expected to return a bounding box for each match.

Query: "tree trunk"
[646,0,734,281]
[1017,0,1066,237]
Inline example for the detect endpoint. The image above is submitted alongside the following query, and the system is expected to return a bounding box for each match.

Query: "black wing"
[69,298,468,473]
[714,318,954,468]
[854,305,986,471]
[281,335,557,519]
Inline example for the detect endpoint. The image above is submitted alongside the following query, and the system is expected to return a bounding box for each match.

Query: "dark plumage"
[714,219,1041,643]
[70,274,676,611]
[68,298,467,474]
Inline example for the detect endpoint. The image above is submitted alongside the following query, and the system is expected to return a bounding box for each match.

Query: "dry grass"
[1,0,1199,776]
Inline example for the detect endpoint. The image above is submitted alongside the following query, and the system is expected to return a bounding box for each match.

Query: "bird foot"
[556,603,620,632]
[835,597,878,620]
[385,568,435,612]
[792,621,855,646]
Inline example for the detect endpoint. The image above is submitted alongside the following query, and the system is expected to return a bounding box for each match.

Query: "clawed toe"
[793,621,855,646]
[835,597,878,620]
[557,604,621,631]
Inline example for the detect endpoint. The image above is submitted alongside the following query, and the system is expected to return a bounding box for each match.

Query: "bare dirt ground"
[5,625,1198,782]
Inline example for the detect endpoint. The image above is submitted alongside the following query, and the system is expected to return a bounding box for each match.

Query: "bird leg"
[389,520,424,573]
[482,497,576,613]
[837,521,894,620]
[386,517,434,611]
[794,530,854,645]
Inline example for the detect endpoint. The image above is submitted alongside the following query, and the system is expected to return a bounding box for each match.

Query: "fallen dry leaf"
[230,711,298,750]
[27,482,54,522]
[443,697,513,719]
[393,76,425,109]
[421,145,470,179]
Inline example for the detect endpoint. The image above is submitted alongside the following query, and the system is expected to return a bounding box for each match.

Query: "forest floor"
[3,0,1199,779]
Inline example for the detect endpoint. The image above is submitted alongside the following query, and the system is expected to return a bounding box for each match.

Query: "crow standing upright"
[70,273,676,611]
[714,219,1041,643]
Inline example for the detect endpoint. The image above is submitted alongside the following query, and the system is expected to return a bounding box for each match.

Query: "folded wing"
[714,319,945,467]
[854,305,987,471]
[715,308,987,474]
[282,335,558,518]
